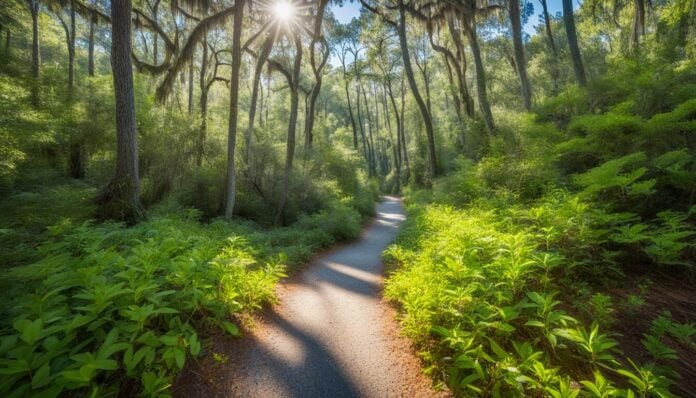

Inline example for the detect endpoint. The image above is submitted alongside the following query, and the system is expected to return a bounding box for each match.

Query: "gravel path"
[182,196,443,398]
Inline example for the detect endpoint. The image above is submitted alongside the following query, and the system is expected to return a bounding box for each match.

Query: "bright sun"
[272,1,296,22]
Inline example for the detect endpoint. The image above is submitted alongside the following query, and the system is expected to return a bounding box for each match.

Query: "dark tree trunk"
[465,15,495,134]
[97,0,144,224]
[224,0,245,219]
[399,76,410,180]
[4,29,10,57]
[342,61,358,149]
[276,35,303,225]
[29,0,40,106]
[303,0,329,149]
[88,14,95,76]
[384,82,400,192]
[447,17,474,117]
[68,142,85,179]
[563,0,587,86]
[355,78,369,169]
[68,0,75,91]
[197,37,208,167]
[509,0,532,110]
[188,57,194,115]
[541,0,557,56]
[631,0,647,48]
[398,3,437,178]
[152,0,159,64]
[362,82,376,177]
[246,32,274,166]
[541,0,560,93]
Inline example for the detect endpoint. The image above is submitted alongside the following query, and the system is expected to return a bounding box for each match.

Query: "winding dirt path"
[176,196,443,397]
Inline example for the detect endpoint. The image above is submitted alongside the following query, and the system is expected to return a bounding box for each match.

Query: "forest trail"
[183,196,443,397]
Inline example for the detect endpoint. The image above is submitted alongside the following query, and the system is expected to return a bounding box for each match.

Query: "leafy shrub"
[383,193,682,396]
[0,194,366,396]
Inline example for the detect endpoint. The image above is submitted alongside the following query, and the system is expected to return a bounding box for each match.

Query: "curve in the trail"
[220,196,441,398]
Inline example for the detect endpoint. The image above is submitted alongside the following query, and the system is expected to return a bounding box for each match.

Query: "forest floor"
[172,196,446,398]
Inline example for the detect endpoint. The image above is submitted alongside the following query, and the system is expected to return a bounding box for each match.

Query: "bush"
[383,195,679,396]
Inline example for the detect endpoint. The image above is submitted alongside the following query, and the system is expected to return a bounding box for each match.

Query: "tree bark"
[29,0,40,106]
[464,14,495,134]
[151,0,159,64]
[276,35,303,225]
[188,57,194,115]
[4,28,10,57]
[361,82,376,176]
[224,0,245,219]
[563,0,587,86]
[399,76,410,180]
[197,37,208,167]
[355,77,369,170]
[630,0,647,48]
[246,32,275,166]
[68,0,75,91]
[341,55,358,149]
[303,0,329,149]
[384,82,400,192]
[97,0,144,224]
[398,3,437,178]
[541,0,557,56]
[540,0,560,93]
[88,14,95,76]
[509,0,532,110]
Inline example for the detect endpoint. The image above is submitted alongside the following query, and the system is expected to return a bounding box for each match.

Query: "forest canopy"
[0,0,695,396]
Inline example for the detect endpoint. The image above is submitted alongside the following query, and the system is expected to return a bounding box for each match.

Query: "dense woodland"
[0,0,695,396]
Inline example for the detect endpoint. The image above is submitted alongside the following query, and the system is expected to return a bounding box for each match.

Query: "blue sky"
[329,0,580,36]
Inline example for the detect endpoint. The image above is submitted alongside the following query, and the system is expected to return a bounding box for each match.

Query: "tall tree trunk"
[303,0,329,149]
[97,0,143,224]
[399,76,410,180]
[197,37,208,167]
[88,14,95,76]
[464,15,495,134]
[68,0,75,92]
[188,57,194,115]
[563,0,587,86]
[447,16,474,116]
[630,0,647,48]
[540,0,560,93]
[541,0,557,56]
[356,77,369,165]
[398,3,437,178]
[342,62,358,149]
[276,35,303,225]
[362,82,376,176]
[224,0,245,219]
[4,28,10,57]
[246,32,275,166]
[29,0,40,106]
[152,0,159,64]
[384,83,400,192]
[509,0,532,110]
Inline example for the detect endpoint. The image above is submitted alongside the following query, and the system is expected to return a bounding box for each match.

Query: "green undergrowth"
[385,194,692,397]
[383,96,696,397]
[0,197,368,397]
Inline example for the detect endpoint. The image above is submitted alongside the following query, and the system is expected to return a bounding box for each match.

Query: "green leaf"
[189,334,201,356]
[160,335,180,346]
[223,321,241,337]
[525,320,545,328]
[20,319,43,345]
[31,363,52,389]
[174,349,185,369]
